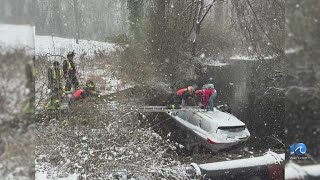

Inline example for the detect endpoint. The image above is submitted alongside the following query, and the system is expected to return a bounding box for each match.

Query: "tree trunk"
[120,0,127,33]
[127,0,144,41]
[155,0,167,60]
[191,0,204,56]
[53,0,62,36]
[191,0,215,56]
[73,0,80,44]
[192,22,201,56]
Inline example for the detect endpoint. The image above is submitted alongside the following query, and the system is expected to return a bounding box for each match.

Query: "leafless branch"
[246,0,283,54]
[179,0,198,16]
[199,0,216,24]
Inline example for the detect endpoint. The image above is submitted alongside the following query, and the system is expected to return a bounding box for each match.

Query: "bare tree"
[73,0,80,43]
[190,0,216,56]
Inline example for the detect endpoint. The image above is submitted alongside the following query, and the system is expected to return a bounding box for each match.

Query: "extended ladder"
[96,104,202,113]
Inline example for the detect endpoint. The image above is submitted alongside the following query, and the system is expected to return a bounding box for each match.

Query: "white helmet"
[205,84,214,89]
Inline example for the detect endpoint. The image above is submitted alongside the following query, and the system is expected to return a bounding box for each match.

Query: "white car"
[167,107,250,152]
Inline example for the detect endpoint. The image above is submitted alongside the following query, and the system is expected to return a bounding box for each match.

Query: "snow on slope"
[0,23,118,57]
[197,53,229,66]
[36,160,80,180]
[78,65,134,96]
[203,60,229,67]
[285,47,303,54]
[229,54,278,60]
[33,31,131,107]
[0,23,35,55]
[35,35,118,58]
[34,32,125,97]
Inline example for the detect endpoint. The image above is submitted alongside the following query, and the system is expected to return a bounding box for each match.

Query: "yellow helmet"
[187,86,194,94]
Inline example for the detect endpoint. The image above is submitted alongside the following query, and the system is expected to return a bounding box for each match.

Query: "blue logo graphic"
[290,143,307,156]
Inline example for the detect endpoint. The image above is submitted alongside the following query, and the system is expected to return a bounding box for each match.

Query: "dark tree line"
[122,0,284,83]
[0,0,284,58]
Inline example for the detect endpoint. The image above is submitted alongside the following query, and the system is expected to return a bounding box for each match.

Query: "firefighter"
[195,83,217,111]
[23,56,36,114]
[63,51,79,93]
[177,86,196,107]
[46,61,64,110]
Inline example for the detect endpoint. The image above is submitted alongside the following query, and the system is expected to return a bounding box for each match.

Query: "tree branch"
[199,0,216,24]
[246,0,283,54]
[179,0,198,16]
[187,1,200,36]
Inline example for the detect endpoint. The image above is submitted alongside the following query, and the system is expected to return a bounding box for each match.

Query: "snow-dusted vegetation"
[35,35,118,58]
[0,24,35,179]
[35,106,189,179]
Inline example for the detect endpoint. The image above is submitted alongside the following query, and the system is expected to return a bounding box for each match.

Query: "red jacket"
[196,88,216,109]
[73,88,85,99]
[177,88,194,101]
[177,88,187,96]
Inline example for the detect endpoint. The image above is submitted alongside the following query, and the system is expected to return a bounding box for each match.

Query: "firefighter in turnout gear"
[46,61,64,110]
[23,56,36,114]
[63,51,79,93]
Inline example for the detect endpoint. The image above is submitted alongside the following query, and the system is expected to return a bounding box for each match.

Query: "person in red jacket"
[71,80,98,101]
[195,84,217,111]
[177,86,196,107]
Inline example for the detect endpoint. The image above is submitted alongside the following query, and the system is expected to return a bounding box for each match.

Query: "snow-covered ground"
[285,47,303,54]
[78,66,134,96]
[28,24,132,107]
[229,54,278,60]
[197,53,229,67]
[0,24,35,55]
[0,23,118,58]
[36,160,80,180]
[202,60,229,67]
[285,162,320,179]
[35,54,134,109]
[35,35,118,58]
[199,53,278,67]
[35,111,187,179]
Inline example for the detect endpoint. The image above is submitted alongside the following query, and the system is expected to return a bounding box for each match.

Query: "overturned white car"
[167,107,250,152]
